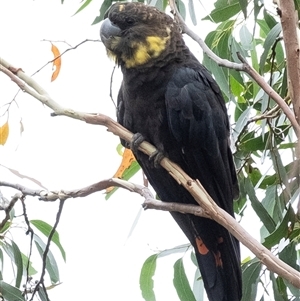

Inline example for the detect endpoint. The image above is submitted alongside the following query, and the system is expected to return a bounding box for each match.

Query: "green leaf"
[140,254,157,301]
[34,234,60,284]
[263,9,278,29]
[232,106,252,144]
[270,273,288,301]
[279,242,300,297]
[239,0,247,19]
[230,35,248,63]
[275,40,285,71]
[259,23,282,72]
[203,22,233,98]
[30,219,66,262]
[0,221,11,234]
[240,125,290,152]
[21,253,38,276]
[241,258,261,301]
[188,0,197,25]
[244,177,276,233]
[159,244,191,258]
[254,0,263,25]
[73,0,93,15]
[0,281,25,301]
[257,19,271,38]
[239,24,253,51]
[11,241,23,288]
[173,258,196,301]
[279,241,299,271]
[203,0,240,23]
[261,185,277,217]
[176,0,186,20]
[37,286,49,301]
[92,0,113,25]
[149,0,168,11]
[270,145,289,191]
[192,268,204,301]
[262,207,292,248]
[2,241,23,288]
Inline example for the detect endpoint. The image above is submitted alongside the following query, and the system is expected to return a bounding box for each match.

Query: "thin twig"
[0,193,21,230]
[20,198,35,300]
[30,199,65,301]
[31,39,101,77]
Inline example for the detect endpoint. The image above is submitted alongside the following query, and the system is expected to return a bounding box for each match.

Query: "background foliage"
[0,0,299,301]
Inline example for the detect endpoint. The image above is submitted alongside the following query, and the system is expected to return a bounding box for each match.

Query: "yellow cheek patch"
[146,36,168,54]
[124,34,170,68]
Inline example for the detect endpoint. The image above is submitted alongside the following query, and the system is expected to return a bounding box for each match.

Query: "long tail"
[171,212,242,301]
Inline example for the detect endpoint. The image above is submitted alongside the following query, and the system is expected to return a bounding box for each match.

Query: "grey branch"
[0,179,209,219]
[0,55,299,288]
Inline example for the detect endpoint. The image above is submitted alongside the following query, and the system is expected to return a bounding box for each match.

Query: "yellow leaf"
[106,148,136,193]
[51,43,61,82]
[0,121,9,145]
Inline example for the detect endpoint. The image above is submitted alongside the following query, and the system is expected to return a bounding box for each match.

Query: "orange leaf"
[51,43,61,82]
[0,121,9,145]
[106,148,137,193]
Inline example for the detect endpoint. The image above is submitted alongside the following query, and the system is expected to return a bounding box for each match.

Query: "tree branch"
[277,0,300,124]
[0,55,300,287]
[0,179,210,219]
[0,193,21,229]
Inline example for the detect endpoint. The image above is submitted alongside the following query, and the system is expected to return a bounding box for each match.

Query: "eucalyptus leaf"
[30,219,66,262]
[2,241,23,288]
[245,177,276,233]
[34,234,60,284]
[241,258,261,301]
[173,258,197,301]
[203,0,240,23]
[92,0,113,24]
[262,207,291,248]
[0,281,25,301]
[73,0,93,15]
[140,254,157,301]
[259,23,282,73]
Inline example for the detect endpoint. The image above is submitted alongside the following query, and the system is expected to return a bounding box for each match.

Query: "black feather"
[100,3,242,300]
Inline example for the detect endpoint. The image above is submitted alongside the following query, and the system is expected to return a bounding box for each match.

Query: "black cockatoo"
[100,3,242,300]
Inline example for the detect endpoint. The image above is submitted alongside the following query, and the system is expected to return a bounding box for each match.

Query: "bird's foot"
[130,133,145,153]
[149,150,164,168]
[130,133,164,168]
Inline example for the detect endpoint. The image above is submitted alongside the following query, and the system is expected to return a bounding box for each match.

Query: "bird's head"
[100,2,176,68]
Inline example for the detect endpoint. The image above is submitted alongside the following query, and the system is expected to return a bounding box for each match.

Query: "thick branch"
[277,0,300,124]
[0,59,300,287]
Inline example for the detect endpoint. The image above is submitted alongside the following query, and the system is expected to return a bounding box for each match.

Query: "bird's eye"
[125,17,135,25]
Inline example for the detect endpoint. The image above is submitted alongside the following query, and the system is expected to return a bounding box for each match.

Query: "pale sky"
[0,1,274,300]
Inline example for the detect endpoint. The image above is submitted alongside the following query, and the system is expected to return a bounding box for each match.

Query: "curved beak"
[100,18,121,49]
